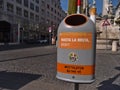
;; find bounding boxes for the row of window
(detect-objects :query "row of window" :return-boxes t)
[7,3,61,20]
[7,3,63,21]
[19,9,39,21]
[16,0,39,12]
[7,3,39,21]
[46,11,63,21]
[23,10,39,21]
[0,0,3,9]
[6,1,65,23]
[7,2,39,13]
[16,0,39,5]
[47,4,64,18]
[7,3,62,20]
[47,3,61,10]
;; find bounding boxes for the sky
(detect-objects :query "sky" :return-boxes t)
[60,0,119,14]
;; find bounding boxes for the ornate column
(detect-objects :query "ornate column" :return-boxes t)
[102,0,109,16]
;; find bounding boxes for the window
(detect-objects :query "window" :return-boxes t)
[30,2,34,10]
[51,13,53,19]
[0,0,3,9]
[30,12,34,20]
[41,17,45,22]
[35,15,39,21]
[16,0,22,4]
[24,10,28,18]
[41,9,44,13]
[35,6,39,12]
[7,2,14,12]
[55,3,56,7]
[16,6,22,16]
[51,7,53,11]
[24,0,28,7]
[47,11,49,17]
[54,10,56,14]
[46,19,49,24]
[58,12,59,16]
[35,0,39,4]
[41,0,44,3]
[54,16,56,20]
[47,4,49,9]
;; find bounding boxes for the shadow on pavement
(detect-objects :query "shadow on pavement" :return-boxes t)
[0,71,42,90]
[97,67,120,90]
[115,67,120,71]
[0,52,56,62]
[0,44,49,51]
[96,50,120,55]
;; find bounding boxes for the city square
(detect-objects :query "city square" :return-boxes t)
[0,45,120,90]
[0,0,120,90]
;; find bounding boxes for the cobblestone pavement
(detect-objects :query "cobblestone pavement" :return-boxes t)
[0,45,120,90]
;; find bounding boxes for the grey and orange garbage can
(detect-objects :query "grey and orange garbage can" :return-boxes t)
[56,14,96,83]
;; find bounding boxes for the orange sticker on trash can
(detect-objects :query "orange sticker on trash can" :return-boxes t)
[59,32,92,49]
[57,62,95,75]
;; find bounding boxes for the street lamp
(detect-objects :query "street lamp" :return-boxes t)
[46,21,52,45]
[48,26,52,45]
[52,24,55,37]
[51,24,56,45]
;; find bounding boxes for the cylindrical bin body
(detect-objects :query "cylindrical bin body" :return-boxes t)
[56,14,96,83]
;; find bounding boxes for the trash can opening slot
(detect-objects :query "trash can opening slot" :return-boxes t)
[65,14,87,26]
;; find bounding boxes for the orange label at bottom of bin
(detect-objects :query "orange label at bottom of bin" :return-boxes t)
[57,62,95,75]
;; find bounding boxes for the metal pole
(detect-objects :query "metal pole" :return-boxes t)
[49,27,51,45]
[49,32,51,45]
[18,24,20,44]
[106,26,107,50]
[22,30,24,43]
[74,83,79,90]
[85,0,88,16]
[77,0,81,14]
[53,25,55,37]
[118,24,120,46]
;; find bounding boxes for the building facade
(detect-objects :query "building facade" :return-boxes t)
[0,0,66,43]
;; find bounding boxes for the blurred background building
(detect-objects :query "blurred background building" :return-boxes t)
[0,0,66,43]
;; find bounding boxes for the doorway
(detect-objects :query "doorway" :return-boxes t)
[0,21,11,42]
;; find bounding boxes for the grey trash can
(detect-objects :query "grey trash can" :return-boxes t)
[56,14,96,83]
